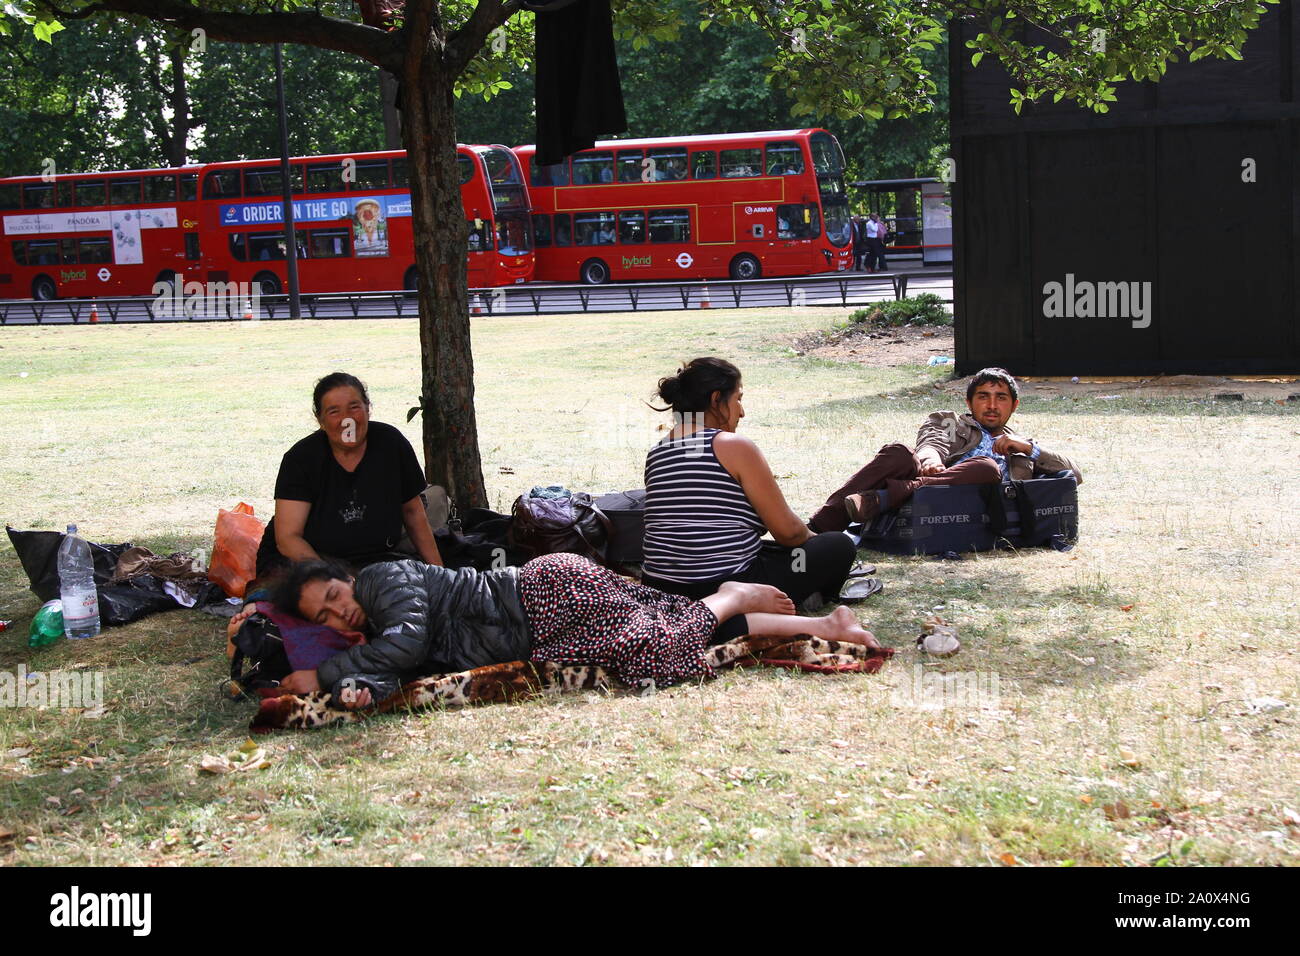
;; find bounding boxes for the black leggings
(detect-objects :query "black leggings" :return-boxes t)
[642,532,856,644]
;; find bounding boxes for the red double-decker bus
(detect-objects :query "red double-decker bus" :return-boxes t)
[0,166,203,300]
[197,144,533,295]
[515,129,853,284]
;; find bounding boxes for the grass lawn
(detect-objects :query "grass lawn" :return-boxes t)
[0,308,1297,866]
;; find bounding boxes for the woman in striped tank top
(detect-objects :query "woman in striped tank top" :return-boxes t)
[642,358,856,642]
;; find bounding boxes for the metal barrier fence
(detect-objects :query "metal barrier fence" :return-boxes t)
[0,269,952,325]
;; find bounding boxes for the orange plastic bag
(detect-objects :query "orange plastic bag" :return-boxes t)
[208,502,266,598]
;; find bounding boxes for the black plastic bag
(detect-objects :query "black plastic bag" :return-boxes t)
[5,526,182,626]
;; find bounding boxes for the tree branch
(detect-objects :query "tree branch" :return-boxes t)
[444,0,519,78]
[31,0,405,71]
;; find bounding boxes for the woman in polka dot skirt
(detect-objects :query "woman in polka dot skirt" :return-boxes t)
[271,552,880,703]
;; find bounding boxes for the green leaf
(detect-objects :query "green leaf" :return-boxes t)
[32,19,65,43]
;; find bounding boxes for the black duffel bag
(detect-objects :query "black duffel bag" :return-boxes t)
[594,489,646,563]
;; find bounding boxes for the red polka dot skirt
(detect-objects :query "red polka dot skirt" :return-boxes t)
[519,552,717,687]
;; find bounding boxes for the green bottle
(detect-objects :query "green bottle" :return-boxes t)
[28,600,64,648]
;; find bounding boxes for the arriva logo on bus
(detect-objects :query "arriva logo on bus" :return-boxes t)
[151,279,261,320]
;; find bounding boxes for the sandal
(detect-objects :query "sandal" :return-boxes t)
[838,576,883,603]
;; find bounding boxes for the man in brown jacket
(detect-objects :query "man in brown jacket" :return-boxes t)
[808,368,1083,533]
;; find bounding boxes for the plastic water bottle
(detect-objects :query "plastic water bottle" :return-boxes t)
[58,524,100,639]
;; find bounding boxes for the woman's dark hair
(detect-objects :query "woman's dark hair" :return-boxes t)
[652,357,742,414]
[966,367,1020,402]
[270,559,354,619]
[312,372,371,417]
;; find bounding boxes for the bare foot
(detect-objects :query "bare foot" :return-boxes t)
[717,580,796,615]
[821,605,883,650]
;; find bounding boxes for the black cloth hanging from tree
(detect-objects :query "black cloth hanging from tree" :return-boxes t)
[520,0,628,165]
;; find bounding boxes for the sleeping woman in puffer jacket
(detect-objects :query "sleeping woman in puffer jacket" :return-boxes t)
[266,551,880,708]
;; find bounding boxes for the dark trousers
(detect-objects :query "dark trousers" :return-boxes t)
[807,443,1003,534]
[868,237,888,271]
[643,532,856,644]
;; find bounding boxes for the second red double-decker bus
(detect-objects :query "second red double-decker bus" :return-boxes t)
[198,144,533,295]
[515,128,853,284]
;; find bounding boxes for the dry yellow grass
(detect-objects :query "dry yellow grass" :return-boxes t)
[0,309,1297,866]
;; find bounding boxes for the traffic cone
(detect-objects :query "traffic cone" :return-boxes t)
[471,293,484,315]
[89,304,99,324]
[699,283,712,309]
[243,298,254,321]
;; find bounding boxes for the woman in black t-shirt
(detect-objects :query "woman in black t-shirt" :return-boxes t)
[255,372,442,576]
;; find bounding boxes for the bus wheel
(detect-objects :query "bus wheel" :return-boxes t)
[253,272,281,297]
[155,271,178,294]
[580,258,610,285]
[404,267,420,292]
[31,275,57,301]
[729,254,761,281]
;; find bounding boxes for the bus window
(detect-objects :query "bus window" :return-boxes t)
[809,130,846,175]
[308,228,351,258]
[28,240,58,265]
[617,150,643,183]
[184,233,200,260]
[391,158,408,187]
[348,160,387,191]
[110,179,141,205]
[0,183,19,210]
[618,211,645,244]
[60,238,77,263]
[530,160,569,187]
[228,233,247,262]
[766,142,805,175]
[307,163,344,193]
[143,174,177,202]
[496,216,531,255]
[180,173,198,201]
[248,232,287,260]
[11,241,27,265]
[23,183,54,208]
[572,151,613,185]
[467,219,493,252]
[648,147,687,181]
[553,213,572,246]
[78,237,111,264]
[458,155,476,186]
[55,181,74,207]
[532,214,552,248]
[649,209,691,243]
[482,149,522,185]
[245,166,303,196]
[720,148,761,178]
[574,211,615,244]
[691,151,716,179]
[777,203,820,239]
[203,169,241,199]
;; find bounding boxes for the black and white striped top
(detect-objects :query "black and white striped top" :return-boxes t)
[642,427,765,582]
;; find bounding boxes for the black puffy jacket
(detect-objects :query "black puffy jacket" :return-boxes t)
[315,560,533,699]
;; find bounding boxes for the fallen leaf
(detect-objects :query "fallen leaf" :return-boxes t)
[999,852,1019,866]
[199,755,233,774]
[1281,807,1300,827]
[1078,794,1094,805]
[0,827,15,841]
[1118,749,1142,769]
[4,748,32,759]
[1120,605,1134,612]
[1103,801,1131,821]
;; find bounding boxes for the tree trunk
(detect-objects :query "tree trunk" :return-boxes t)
[401,44,488,510]
[168,43,190,167]
[379,66,402,149]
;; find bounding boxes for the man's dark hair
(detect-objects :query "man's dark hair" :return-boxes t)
[966,367,1020,402]
[312,372,371,417]
[270,559,353,619]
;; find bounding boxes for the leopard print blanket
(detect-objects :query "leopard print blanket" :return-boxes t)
[250,634,893,732]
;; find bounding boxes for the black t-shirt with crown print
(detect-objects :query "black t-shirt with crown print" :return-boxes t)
[256,420,426,573]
